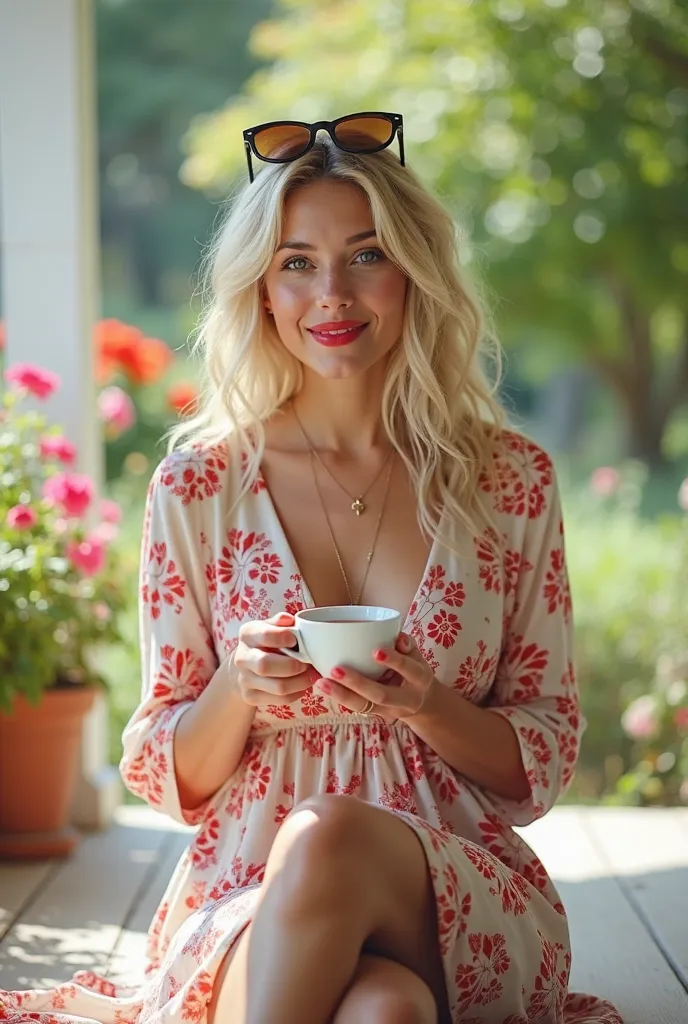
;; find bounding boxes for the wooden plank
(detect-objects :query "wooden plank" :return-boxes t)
[0,861,55,944]
[0,812,170,990]
[583,807,688,993]
[519,807,688,1024]
[106,829,190,986]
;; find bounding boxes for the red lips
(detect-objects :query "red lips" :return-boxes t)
[308,320,367,331]
[306,320,369,348]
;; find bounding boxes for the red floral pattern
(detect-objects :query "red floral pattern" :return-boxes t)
[0,435,621,1024]
[159,445,228,504]
[142,541,186,619]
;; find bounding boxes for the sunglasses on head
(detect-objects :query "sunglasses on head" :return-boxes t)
[242,111,405,183]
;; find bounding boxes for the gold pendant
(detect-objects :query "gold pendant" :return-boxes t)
[351,497,365,516]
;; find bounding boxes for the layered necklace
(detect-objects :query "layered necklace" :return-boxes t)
[292,404,395,605]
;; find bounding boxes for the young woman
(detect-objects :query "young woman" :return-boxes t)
[1,113,622,1023]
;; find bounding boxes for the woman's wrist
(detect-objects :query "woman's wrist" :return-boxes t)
[399,676,443,723]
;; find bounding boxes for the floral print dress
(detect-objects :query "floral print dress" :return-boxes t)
[1,431,622,1024]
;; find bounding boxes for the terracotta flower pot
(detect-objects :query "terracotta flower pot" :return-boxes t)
[0,685,96,859]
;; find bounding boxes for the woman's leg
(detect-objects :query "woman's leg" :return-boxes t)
[331,954,437,1024]
[208,795,449,1024]
[208,940,438,1024]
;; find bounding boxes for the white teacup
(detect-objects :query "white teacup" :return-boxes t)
[279,606,401,680]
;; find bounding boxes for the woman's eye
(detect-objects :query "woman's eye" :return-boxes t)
[282,256,311,271]
[355,249,384,265]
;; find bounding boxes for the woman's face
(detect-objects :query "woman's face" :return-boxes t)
[262,179,407,380]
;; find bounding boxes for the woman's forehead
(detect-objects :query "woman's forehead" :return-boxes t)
[281,180,374,242]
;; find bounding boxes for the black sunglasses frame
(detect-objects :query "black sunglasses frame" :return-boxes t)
[242,111,405,183]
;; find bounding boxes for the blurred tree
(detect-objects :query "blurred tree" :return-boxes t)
[96,0,273,307]
[181,0,687,466]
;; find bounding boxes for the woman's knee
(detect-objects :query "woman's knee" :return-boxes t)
[333,955,437,1024]
[265,795,372,915]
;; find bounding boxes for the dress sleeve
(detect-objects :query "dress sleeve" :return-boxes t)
[486,460,584,826]
[119,454,219,825]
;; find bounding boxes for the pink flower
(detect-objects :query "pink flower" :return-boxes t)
[43,472,94,518]
[621,695,659,740]
[98,386,135,437]
[4,363,61,400]
[678,478,688,513]
[99,498,122,524]
[6,504,38,530]
[92,521,119,544]
[39,435,77,465]
[590,466,621,497]
[67,535,107,577]
[93,601,112,622]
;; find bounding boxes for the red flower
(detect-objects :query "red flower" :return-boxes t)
[4,362,60,399]
[674,707,688,732]
[95,318,173,386]
[67,535,107,577]
[39,435,77,464]
[43,471,94,518]
[167,381,200,416]
[427,608,462,648]
[300,691,328,717]
[6,504,38,530]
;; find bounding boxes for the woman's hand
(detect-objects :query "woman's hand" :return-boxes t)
[315,631,437,722]
[233,612,318,707]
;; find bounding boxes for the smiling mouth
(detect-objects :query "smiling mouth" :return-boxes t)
[307,324,369,347]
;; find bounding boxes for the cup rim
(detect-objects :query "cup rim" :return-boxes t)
[296,605,400,623]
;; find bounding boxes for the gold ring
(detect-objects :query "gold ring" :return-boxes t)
[360,699,375,715]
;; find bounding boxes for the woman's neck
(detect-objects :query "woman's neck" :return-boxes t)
[290,371,390,456]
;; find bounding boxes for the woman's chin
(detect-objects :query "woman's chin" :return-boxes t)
[301,346,391,382]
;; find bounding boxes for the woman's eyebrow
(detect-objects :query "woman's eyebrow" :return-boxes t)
[276,230,377,253]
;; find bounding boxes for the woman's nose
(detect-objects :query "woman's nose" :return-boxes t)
[315,267,354,310]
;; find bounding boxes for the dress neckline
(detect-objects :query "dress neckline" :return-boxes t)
[255,465,435,630]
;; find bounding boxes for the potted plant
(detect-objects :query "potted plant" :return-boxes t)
[0,363,129,859]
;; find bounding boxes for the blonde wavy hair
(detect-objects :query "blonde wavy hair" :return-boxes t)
[167,139,507,549]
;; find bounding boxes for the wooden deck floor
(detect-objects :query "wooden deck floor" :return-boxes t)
[1,805,688,1022]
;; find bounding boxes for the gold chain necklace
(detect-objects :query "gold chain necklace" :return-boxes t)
[309,449,394,605]
[292,403,394,516]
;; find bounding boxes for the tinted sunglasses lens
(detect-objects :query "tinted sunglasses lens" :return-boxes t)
[253,124,311,160]
[334,115,394,151]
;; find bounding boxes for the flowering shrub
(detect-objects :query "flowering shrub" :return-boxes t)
[0,363,129,711]
[1,318,200,479]
[567,462,688,806]
[614,502,688,804]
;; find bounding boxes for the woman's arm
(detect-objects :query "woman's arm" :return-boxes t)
[173,656,256,812]
[406,450,581,822]
[322,443,582,824]
[121,450,254,824]
[402,683,530,802]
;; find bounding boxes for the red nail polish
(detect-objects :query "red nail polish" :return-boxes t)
[330,667,344,680]
[319,680,332,694]
[375,649,388,662]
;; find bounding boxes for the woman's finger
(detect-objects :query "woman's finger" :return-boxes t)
[313,679,371,713]
[373,638,428,683]
[318,668,403,709]
[244,646,313,679]
[243,686,312,707]
[239,614,298,651]
[239,664,316,696]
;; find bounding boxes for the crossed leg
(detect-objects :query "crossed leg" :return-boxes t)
[207,795,450,1024]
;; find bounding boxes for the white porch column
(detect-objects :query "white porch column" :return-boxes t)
[0,0,121,828]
